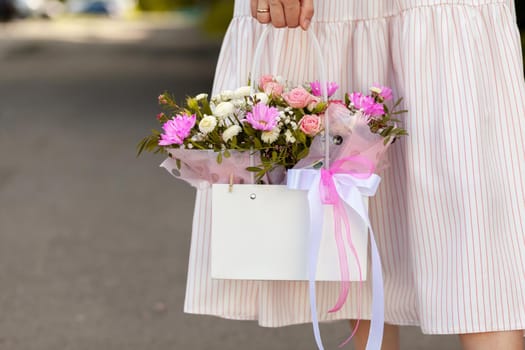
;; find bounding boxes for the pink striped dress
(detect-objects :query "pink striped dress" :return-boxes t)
[183,0,525,334]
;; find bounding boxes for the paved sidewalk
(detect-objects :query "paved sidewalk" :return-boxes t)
[0,18,476,350]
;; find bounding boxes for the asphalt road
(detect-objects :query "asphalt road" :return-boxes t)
[0,18,475,350]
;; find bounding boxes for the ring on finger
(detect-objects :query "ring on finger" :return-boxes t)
[256,8,270,13]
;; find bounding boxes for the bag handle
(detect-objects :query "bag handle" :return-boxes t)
[249,25,331,169]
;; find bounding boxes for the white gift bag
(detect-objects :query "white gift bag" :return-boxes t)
[210,184,368,281]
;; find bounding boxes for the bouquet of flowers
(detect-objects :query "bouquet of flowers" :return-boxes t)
[137,75,407,184]
[137,74,408,350]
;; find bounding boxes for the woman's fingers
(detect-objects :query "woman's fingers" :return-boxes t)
[252,0,309,29]
[256,0,271,24]
[300,0,314,30]
[269,0,286,28]
[282,0,300,28]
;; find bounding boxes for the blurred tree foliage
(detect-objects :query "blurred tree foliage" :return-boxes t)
[138,0,198,11]
[200,0,234,36]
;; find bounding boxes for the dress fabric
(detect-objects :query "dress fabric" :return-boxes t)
[183,0,525,334]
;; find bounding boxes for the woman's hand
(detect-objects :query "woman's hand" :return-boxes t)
[250,0,314,30]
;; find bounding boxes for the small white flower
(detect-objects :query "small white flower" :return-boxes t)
[213,101,235,119]
[199,115,218,134]
[290,121,298,130]
[191,133,205,142]
[261,127,281,144]
[369,86,382,94]
[220,90,235,101]
[285,130,296,144]
[234,86,252,99]
[231,98,246,108]
[222,125,242,142]
[195,93,208,101]
[254,92,269,105]
[187,143,194,149]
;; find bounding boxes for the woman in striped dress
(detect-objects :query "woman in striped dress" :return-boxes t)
[183,0,525,349]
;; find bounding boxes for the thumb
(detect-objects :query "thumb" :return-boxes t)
[300,0,314,30]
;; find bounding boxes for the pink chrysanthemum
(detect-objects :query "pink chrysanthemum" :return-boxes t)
[158,113,196,146]
[348,92,385,117]
[310,81,339,97]
[245,103,279,131]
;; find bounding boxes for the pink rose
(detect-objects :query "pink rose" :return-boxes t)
[259,75,274,90]
[299,114,322,136]
[283,87,317,109]
[264,81,284,97]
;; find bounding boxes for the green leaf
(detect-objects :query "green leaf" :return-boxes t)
[216,152,223,164]
[295,131,307,144]
[223,149,231,158]
[392,97,403,109]
[392,109,408,115]
[296,147,309,160]
[246,166,263,172]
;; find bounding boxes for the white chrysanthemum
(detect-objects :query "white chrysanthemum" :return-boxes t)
[222,125,242,142]
[220,90,235,101]
[195,93,208,101]
[369,86,382,94]
[285,130,296,144]
[254,92,269,105]
[213,101,235,119]
[198,115,217,134]
[261,127,281,144]
[231,98,246,108]
[234,86,251,99]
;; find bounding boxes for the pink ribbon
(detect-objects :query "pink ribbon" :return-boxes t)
[319,155,375,346]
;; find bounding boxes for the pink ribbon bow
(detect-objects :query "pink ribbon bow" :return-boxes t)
[319,155,375,346]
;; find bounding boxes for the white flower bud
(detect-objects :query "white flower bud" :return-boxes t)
[220,90,235,101]
[285,130,296,144]
[195,93,208,101]
[234,86,252,99]
[254,92,269,105]
[213,101,235,119]
[222,125,242,142]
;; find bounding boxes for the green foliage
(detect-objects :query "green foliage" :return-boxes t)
[138,0,198,11]
[200,0,234,36]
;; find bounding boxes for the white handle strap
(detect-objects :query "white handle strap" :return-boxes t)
[249,25,331,169]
